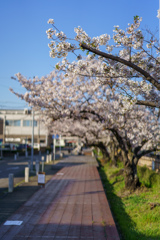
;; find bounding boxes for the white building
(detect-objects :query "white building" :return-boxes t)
[0,109,51,148]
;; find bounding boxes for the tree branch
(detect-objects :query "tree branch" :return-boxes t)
[137,148,157,160]
[136,100,160,108]
[107,128,127,153]
[80,43,160,91]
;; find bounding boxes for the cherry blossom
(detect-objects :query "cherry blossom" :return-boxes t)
[46,16,160,108]
[157,9,160,19]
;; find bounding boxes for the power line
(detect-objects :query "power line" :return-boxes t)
[0,103,28,109]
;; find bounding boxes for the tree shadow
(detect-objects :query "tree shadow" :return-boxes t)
[0,222,117,240]
[0,176,119,240]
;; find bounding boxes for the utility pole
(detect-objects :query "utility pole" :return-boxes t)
[59,135,61,154]
[31,109,34,171]
[3,115,6,144]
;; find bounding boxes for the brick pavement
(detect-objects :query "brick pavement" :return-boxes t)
[0,155,120,240]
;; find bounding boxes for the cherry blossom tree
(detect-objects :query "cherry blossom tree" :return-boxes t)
[10,68,160,190]
[106,106,159,189]
[47,116,111,160]
[46,16,160,109]
[45,95,160,190]
[10,15,160,190]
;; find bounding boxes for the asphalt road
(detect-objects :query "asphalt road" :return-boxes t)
[0,156,39,192]
[0,150,69,196]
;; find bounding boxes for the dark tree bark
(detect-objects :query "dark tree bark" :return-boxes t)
[110,141,117,167]
[122,151,140,190]
[93,142,110,161]
[108,129,141,190]
[122,146,157,190]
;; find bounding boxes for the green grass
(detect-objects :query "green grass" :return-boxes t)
[99,162,160,240]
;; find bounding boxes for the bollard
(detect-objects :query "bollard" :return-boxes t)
[25,167,29,182]
[46,155,49,163]
[8,174,14,192]
[46,154,51,163]
[36,160,40,176]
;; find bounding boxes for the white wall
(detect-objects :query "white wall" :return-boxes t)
[0,110,48,143]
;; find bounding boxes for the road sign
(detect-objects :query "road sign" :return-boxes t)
[52,134,59,139]
[38,172,45,186]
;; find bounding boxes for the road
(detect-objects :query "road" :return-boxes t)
[0,156,39,193]
[0,150,69,195]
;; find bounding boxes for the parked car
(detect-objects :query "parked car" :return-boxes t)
[16,144,31,151]
[1,144,11,151]
[0,143,17,151]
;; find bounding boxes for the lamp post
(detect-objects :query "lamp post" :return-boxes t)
[59,135,61,154]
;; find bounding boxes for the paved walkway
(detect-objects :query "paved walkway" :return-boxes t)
[0,160,59,225]
[0,155,120,240]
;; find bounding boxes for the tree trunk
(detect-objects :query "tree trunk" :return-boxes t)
[110,142,117,167]
[91,142,110,162]
[98,142,110,162]
[122,151,140,191]
[107,128,140,191]
[124,162,140,191]
[117,148,123,162]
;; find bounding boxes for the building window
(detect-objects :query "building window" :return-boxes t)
[23,120,37,127]
[6,120,21,126]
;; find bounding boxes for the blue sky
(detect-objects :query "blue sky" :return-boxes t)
[0,0,159,109]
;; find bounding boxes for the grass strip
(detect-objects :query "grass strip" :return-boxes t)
[99,162,160,240]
